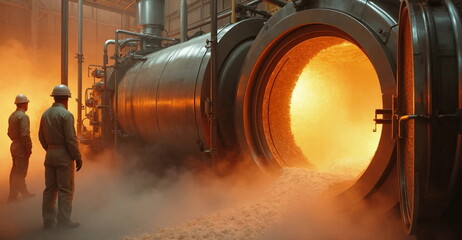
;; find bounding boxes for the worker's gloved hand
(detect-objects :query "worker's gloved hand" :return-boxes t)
[75,159,83,172]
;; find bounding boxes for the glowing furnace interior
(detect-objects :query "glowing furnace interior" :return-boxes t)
[262,36,382,181]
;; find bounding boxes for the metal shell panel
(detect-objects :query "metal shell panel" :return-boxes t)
[136,0,165,27]
[396,0,462,234]
[117,18,264,159]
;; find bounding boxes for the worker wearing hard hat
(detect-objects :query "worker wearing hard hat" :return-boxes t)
[7,94,35,203]
[39,84,82,229]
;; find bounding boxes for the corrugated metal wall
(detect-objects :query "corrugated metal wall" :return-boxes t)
[0,0,134,68]
[165,0,232,38]
[0,1,31,44]
[0,0,271,70]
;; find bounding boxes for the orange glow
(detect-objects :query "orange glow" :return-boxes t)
[0,40,82,185]
[290,38,382,178]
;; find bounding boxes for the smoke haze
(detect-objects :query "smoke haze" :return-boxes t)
[0,149,274,240]
[0,37,410,240]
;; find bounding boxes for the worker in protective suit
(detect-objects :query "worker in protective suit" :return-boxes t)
[39,84,82,229]
[7,94,34,203]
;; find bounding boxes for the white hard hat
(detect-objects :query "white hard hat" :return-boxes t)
[14,94,30,104]
[51,84,71,97]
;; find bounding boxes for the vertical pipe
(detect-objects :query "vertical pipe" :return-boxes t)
[102,39,115,144]
[180,0,188,42]
[61,0,68,85]
[231,0,236,23]
[114,31,120,151]
[103,40,115,87]
[77,0,83,135]
[208,0,218,153]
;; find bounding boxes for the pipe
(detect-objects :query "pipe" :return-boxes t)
[102,39,115,147]
[205,0,218,153]
[119,38,141,49]
[103,40,115,88]
[77,0,83,135]
[262,0,287,7]
[398,115,425,139]
[136,0,165,50]
[231,0,237,23]
[124,0,136,11]
[245,0,262,5]
[114,32,120,151]
[116,29,177,42]
[61,0,68,85]
[103,38,143,87]
[136,0,164,35]
[180,0,188,42]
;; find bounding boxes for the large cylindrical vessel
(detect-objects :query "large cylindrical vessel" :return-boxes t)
[106,0,462,237]
[117,18,265,160]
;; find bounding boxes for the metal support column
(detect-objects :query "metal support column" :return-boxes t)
[206,0,218,153]
[61,0,68,85]
[181,0,188,42]
[77,0,84,134]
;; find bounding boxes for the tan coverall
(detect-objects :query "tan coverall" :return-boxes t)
[7,108,33,200]
[39,103,82,226]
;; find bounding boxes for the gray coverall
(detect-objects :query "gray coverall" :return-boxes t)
[7,109,33,200]
[39,103,82,225]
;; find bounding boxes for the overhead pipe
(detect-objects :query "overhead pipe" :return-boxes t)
[180,0,188,42]
[103,38,142,87]
[245,0,262,5]
[77,0,83,135]
[103,40,115,88]
[61,0,68,85]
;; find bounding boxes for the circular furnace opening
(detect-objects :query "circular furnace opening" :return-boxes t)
[236,9,397,206]
[262,36,382,183]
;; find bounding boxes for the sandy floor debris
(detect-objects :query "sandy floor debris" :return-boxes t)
[124,168,348,240]
[1,162,407,240]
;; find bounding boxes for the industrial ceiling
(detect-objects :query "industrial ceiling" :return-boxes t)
[70,0,136,15]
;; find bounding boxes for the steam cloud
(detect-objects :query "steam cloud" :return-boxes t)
[0,40,409,240]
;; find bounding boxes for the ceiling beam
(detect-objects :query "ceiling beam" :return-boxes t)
[68,0,136,16]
